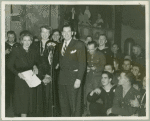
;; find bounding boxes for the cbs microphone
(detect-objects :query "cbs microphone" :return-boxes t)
[47,42,56,54]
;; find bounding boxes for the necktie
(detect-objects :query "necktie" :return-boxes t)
[62,41,67,56]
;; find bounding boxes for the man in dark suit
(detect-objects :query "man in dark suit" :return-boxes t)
[58,25,86,116]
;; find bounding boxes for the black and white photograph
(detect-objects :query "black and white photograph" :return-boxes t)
[1,1,149,120]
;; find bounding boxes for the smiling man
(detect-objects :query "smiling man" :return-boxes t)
[87,71,117,116]
[58,24,86,117]
[107,71,141,116]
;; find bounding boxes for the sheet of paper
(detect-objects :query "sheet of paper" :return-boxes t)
[21,70,41,88]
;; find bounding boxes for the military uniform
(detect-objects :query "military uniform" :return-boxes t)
[111,86,141,116]
[132,53,145,72]
[84,49,106,105]
[98,47,113,64]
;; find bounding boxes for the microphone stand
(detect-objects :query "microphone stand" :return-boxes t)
[48,48,55,117]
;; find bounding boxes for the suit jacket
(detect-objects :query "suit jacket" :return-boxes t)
[58,39,86,85]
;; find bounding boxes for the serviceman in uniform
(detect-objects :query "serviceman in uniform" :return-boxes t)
[84,41,106,115]
[107,70,141,116]
[132,44,145,74]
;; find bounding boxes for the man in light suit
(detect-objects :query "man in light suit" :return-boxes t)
[58,25,86,116]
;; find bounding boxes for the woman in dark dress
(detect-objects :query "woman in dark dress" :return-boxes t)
[31,26,59,117]
[87,71,117,116]
[8,31,39,117]
[5,31,20,110]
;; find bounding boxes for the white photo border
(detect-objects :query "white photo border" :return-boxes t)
[1,1,149,120]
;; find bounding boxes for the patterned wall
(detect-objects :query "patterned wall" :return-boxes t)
[51,5,59,29]
[26,5,50,39]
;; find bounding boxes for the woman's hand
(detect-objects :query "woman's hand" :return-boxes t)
[5,49,10,55]
[18,73,25,80]
[42,75,52,85]
[33,65,38,75]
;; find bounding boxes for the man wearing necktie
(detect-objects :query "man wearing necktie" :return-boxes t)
[58,25,86,116]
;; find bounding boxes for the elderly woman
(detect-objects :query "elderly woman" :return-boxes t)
[8,31,39,117]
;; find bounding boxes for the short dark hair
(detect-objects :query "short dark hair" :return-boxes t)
[20,31,33,44]
[121,70,136,85]
[86,36,93,40]
[112,43,119,48]
[20,30,30,36]
[40,25,52,33]
[132,63,141,72]
[104,63,115,71]
[123,59,132,65]
[7,30,17,42]
[87,41,98,48]
[102,71,113,80]
[133,44,142,52]
[99,34,107,39]
[62,24,72,31]
[52,29,61,36]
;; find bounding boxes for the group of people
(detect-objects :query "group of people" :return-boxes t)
[5,24,146,117]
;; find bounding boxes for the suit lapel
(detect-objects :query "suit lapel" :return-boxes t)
[65,39,75,55]
[60,39,76,57]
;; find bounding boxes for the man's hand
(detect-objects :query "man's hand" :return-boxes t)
[18,73,25,80]
[33,65,38,75]
[93,88,101,94]
[107,108,112,115]
[130,96,140,108]
[74,79,81,89]
[42,75,52,85]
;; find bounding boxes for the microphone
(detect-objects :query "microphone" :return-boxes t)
[47,42,56,54]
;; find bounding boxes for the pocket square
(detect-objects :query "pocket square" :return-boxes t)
[70,50,77,54]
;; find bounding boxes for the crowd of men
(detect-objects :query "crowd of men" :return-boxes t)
[5,24,146,117]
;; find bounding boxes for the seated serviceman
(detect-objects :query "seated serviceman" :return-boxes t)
[87,71,117,116]
[131,63,143,91]
[104,63,119,85]
[107,71,141,116]
[84,41,106,115]
[130,75,146,116]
